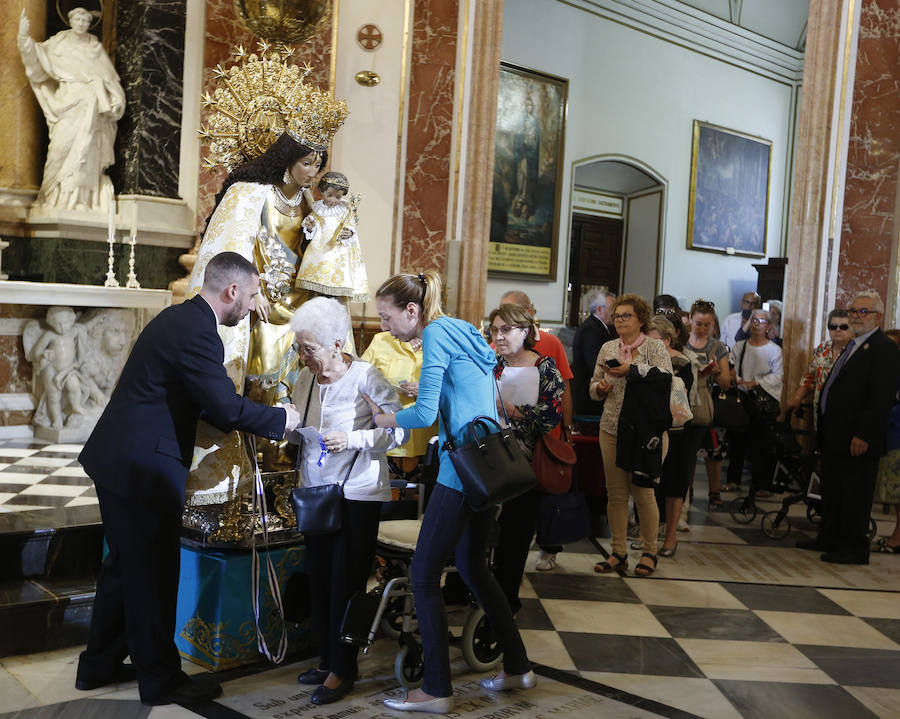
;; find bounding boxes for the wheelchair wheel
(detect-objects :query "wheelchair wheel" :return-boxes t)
[866,518,878,542]
[395,642,424,689]
[806,503,822,526]
[761,511,791,540]
[379,595,405,639]
[461,606,503,673]
[730,496,757,524]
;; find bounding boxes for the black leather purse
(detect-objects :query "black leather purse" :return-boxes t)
[440,380,537,512]
[713,387,750,429]
[289,378,360,534]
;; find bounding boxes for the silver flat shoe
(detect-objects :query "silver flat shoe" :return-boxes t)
[659,543,677,558]
[480,670,537,691]
[383,695,453,713]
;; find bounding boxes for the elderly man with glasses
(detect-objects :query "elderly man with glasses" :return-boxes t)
[720,292,761,348]
[797,291,900,564]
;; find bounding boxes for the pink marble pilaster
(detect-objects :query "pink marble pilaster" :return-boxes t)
[454,1,504,326]
[837,0,900,309]
[782,0,844,400]
[400,0,459,274]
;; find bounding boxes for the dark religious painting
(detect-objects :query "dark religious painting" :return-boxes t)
[687,121,772,257]
[488,63,567,280]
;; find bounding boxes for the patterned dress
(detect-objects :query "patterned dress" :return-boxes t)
[494,354,564,460]
[798,340,841,428]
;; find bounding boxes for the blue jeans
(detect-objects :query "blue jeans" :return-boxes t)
[410,482,531,697]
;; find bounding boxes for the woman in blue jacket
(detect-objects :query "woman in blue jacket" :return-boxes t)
[366,270,535,714]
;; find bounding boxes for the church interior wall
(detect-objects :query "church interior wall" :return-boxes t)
[486,0,800,323]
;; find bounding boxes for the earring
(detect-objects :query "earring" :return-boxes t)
[282,169,291,184]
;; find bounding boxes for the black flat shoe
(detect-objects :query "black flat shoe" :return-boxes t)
[75,663,137,690]
[820,551,869,565]
[796,538,824,551]
[144,674,222,706]
[310,679,354,705]
[297,667,330,685]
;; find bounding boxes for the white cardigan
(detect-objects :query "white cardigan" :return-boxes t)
[287,360,407,502]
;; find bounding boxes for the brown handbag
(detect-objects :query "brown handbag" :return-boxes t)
[531,426,577,494]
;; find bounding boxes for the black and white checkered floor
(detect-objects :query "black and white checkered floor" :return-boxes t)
[0,440,95,515]
[1,440,899,718]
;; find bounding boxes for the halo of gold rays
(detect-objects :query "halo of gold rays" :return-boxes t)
[200,42,348,172]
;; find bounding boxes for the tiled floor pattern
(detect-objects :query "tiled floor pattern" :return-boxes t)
[0,440,95,514]
[1,451,899,718]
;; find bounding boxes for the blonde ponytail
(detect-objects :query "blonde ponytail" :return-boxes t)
[376,270,445,325]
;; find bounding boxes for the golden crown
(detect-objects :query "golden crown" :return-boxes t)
[200,42,349,171]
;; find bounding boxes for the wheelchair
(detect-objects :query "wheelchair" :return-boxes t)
[729,409,878,541]
[338,517,504,688]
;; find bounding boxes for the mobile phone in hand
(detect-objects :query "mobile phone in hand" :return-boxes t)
[699,359,715,377]
[605,358,621,368]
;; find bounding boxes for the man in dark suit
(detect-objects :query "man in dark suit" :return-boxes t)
[572,288,616,417]
[75,252,301,705]
[801,290,900,564]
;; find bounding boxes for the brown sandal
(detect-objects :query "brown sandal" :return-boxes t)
[634,553,658,577]
[594,552,628,573]
[708,492,723,508]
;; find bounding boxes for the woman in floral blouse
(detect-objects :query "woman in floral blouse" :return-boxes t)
[489,303,564,613]
[784,309,852,426]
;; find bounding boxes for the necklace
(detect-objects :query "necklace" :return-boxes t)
[274,184,303,207]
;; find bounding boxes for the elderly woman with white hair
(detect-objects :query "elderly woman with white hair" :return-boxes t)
[286,297,407,706]
[729,308,783,495]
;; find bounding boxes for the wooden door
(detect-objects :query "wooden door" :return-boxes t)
[567,214,623,326]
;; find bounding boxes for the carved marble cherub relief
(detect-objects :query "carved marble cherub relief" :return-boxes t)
[24,307,135,432]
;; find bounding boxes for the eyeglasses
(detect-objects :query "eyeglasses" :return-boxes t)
[292,341,322,356]
[655,307,678,316]
[613,312,635,322]
[489,324,525,336]
[847,308,881,317]
[750,318,768,324]
[828,323,850,331]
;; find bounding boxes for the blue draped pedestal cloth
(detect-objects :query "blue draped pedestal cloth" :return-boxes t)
[175,543,314,671]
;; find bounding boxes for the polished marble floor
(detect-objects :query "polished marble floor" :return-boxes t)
[2,469,899,719]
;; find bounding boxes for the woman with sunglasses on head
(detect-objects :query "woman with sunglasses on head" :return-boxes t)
[729,309,784,496]
[590,294,673,578]
[682,300,731,505]
[783,310,852,429]
[364,272,535,714]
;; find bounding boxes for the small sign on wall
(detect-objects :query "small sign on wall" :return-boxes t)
[572,188,623,217]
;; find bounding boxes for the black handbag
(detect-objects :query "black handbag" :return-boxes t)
[289,378,360,534]
[747,386,780,421]
[440,382,536,511]
[713,387,750,429]
[537,480,591,546]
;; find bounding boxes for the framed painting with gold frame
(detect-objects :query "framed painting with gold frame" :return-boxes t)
[686,121,771,258]
[488,63,568,280]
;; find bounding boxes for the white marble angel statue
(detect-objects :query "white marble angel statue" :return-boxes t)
[24,307,135,434]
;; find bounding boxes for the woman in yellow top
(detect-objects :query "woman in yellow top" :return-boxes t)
[361,331,438,472]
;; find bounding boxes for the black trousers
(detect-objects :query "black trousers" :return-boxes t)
[820,451,879,559]
[304,499,381,678]
[78,485,185,703]
[493,488,541,614]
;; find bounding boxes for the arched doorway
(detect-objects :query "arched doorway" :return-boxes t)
[566,157,666,325]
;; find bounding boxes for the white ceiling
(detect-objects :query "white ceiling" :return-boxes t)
[574,161,660,195]
[676,0,809,50]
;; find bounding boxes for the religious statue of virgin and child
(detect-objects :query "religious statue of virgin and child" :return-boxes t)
[183,46,369,520]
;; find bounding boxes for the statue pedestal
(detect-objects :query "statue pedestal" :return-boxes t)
[25,196,196,248]
[175,543,314,671]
